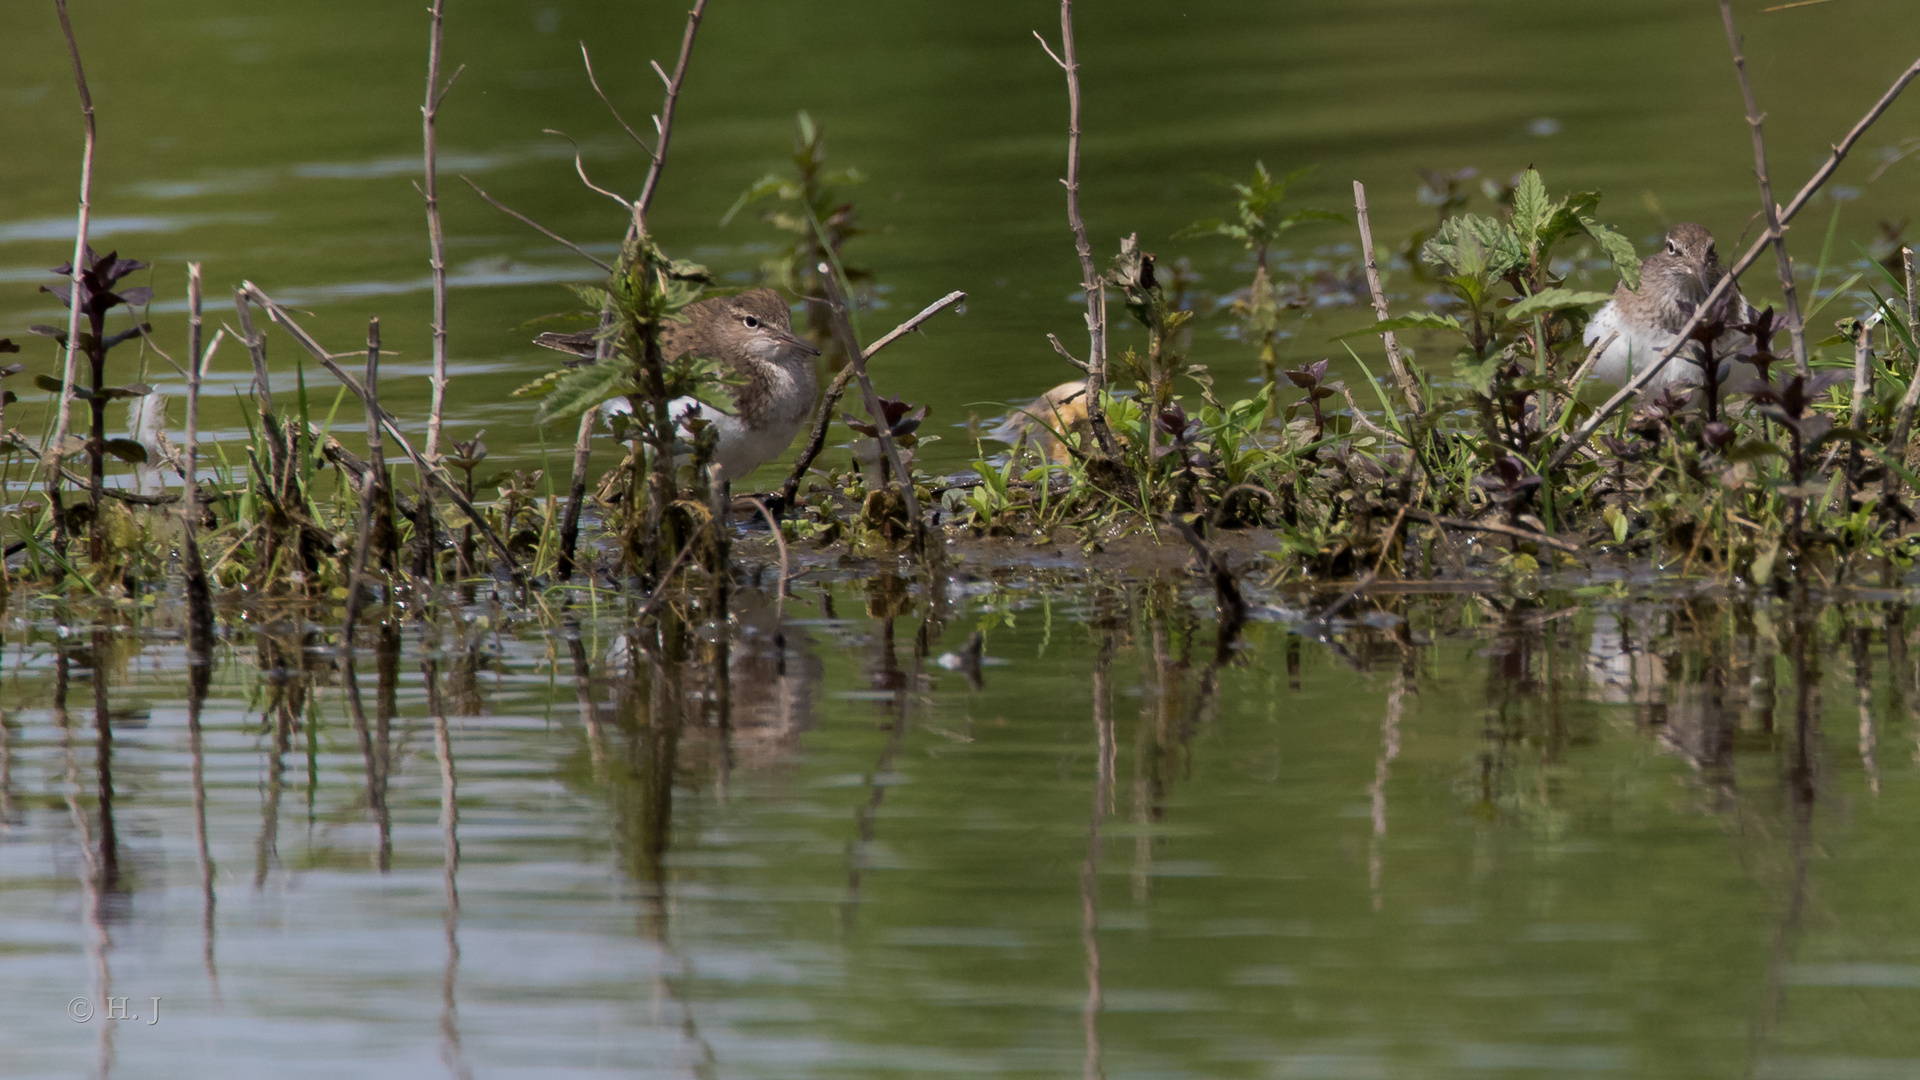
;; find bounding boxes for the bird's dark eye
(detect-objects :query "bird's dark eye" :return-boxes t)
[742,315,760,329]
[1667,241,1680,256]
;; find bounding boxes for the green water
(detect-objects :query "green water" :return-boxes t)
[1,0,1917,486]
[3,581,1919,1078]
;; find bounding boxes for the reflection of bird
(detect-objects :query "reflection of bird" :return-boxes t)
[537,288,820,482]
[1583,223,1755,392]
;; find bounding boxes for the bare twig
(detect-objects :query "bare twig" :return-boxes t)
[818,266,919,528]
[1046,333,1090,370]
[1547,54,1920,474]
[183,266,213,650]
[47,0,95,475]
[345,318,382,647]
[1353,181,1422,415]
[545,128,639,219]
[589,0,711,365]
[239,283,520,574]
[556,409,595,581]
[1719,0,1810,375]
[461,176,611,271]
[580,43,656,162]
[1403,508,1581,554]
[423,0,454,460]
[778,290,966,510]
[634,0,710,231]
[1037,2,1119,459]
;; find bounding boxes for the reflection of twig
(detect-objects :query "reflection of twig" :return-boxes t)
[428,663,475,1080]
[1082,630,1114,1080]
[57,650,116,1076]
[843,614,912,929]
[187,656,221,1001]
[1368,672,1407,911]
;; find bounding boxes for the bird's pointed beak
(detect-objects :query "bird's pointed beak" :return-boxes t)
[782,330,821,358]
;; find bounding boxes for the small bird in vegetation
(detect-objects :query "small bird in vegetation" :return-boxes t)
[989,380,1093,464]
[539,288,820,482]
[1583,222,1754,391]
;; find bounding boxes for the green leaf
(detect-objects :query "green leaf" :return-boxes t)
[1331,312,1462,340]
[1510,169,1552,241]
[1502,288,1615,322]
[511,366,573,399]
[720,172,791,227]
[1420,214,1527,280]
[34,374,66,395]
[1580,217,1641,290]
[532,360,637,424]
[103,438,148,464]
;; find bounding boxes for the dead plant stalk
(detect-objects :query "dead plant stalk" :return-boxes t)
[1035,0,1120,459]
[421,0,463,460]
[1719,0,1810,374]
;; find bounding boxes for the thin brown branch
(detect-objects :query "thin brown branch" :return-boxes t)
[1403,509,1581,554]
[778,290,966,509]
[47,0,95,481]
[556,409,595,582]
[239,283,521,576]
[1719,0,1810,374]
[423,0,452,460]
[1353,181,1422,415]
[544,128,640,220]
[460,176,611,271]
[580,42,657,162]
[1046,333,1090,370]
[818,267,919,528]
[634,0,710,232]
[1548,53,1920,474]
[1041,1,1119,460]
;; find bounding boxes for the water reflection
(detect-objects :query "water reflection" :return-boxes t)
[9,583,1920,1076]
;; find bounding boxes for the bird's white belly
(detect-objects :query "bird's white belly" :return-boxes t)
[1584,302,1691,390]
[1581,300,1754,392]
[667,393,810,483]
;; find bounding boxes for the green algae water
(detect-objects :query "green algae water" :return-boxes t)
[4,579,1920,1078]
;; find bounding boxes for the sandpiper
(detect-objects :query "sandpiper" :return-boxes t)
[1583,222,1754,391]
[540,288,820,482]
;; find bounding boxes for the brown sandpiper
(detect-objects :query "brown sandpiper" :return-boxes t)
[538,287,821,482]
[1583,222,1755,391]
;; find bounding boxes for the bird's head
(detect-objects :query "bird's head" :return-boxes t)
[711,288,820,366]
[1650,222,1723,301]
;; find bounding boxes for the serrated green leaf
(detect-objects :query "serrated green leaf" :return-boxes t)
[532,360,637,424]
[1503,288,1615,321]
[511,367,573,399]
[1420,213,1527,280]
[1510,169,1552,240]
[1331,312,1462,340]
[1581,217,1642,290]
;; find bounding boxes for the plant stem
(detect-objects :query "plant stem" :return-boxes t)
[1719,0,1810,375]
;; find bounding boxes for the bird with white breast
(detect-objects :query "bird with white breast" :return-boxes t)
[1583,222,1754,392]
